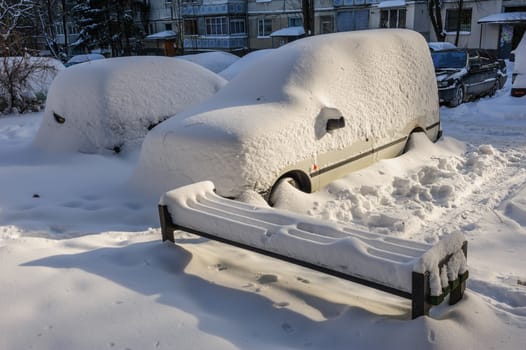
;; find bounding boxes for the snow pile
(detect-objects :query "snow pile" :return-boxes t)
[177,51,239,73]
[297,134,509,239]
[219,49,273,80]
[133,29,438,198]
[33,56,226,154]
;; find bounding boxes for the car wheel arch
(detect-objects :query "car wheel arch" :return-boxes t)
[267,170,312,206]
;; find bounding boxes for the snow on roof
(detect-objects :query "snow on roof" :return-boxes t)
[144,30,178,40]
[478,12,526,24]
[270,26,305,37]
[176,51,239,73]
[377,0,406,8]
[33,56,226,154]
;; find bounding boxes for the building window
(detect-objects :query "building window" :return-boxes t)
[288,16,302,27]
[230,18,246,35]
[206,17,228,35]
[320,15,334,34]
[380,8,406,28]
[184,19,198,35]
[445,8,472,32]
[258,18,272,37]
[165,23,172,31]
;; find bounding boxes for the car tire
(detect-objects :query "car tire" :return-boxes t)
[449,84,464,107]
[268,176,301,206]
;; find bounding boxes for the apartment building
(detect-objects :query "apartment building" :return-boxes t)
[143,0,526,56]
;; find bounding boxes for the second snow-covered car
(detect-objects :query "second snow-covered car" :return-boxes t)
[432,49,501,107]
[133,29,441,202]
[511,33,526,97]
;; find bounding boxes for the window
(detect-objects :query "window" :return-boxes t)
[184,19,197,35]
[320,15,334,34]
[380,8,406,28]
[445,8,472,32]
[258,18,272,37]
[206,17,228,35]
[165,23,172,31]
[288,16,302,27]
[230,18,246,35]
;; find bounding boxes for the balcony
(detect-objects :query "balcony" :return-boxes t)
[333,0,377,6]
[183,36,247,50]
[181,1,246,17]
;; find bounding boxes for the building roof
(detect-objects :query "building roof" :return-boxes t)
[478,12,526,24]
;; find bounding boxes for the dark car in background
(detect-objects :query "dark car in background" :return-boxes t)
[431,49,502,107]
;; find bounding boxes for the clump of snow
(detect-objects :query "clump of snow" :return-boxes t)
[219,49,274,80]
[176,51,239,73]
[33,56,226,154]
[133,29,439,198]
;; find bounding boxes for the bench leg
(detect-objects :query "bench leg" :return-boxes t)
[450,241,468,305]
[412,271,431,319]
[159,205,176,242]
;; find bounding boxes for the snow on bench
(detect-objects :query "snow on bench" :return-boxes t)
[158,181,468,319]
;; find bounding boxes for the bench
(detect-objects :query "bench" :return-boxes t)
[158,181,469,319]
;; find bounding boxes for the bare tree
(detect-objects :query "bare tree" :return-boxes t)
[1,20,58,114]
[429,0,467,45]
[0,0,35,39]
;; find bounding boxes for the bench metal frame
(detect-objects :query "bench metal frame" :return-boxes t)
[159,204,468,319]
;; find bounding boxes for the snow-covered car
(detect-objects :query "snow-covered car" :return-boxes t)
[511,34,526,97]
[176,51,239,73]
[133,29,441,202]
[33,56,226,154]
[432,49,500,107]
[65,53,105,67]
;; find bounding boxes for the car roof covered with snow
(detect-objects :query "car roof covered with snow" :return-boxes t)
[33,56,226,154]
[176,51,239,73]
[219,49,274,81]
[133,29,439,197]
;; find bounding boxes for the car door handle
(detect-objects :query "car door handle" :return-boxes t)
[326,117,345,132]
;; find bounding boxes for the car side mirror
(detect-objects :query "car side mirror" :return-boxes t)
[326,117,345,132]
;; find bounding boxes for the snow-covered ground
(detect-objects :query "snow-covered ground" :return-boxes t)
[1,61,525,349]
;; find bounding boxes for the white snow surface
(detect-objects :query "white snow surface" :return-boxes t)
[133,29,439,197]
[219,49,274,81]
[1,53,526,349]
[32,56,226,154]
[176,51,240,73]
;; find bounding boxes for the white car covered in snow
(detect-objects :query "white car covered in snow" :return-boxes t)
[33,56,226,154]
[134,29,441,201]
[511,34,526,97]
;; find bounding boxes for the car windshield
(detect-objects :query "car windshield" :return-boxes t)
[431,51,467,70]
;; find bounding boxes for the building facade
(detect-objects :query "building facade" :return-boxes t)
[143,0,526,56]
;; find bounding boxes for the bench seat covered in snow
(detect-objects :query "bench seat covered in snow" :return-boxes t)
[158,181,469,319]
